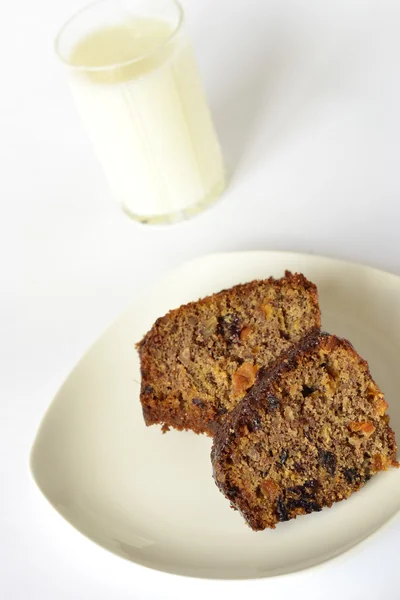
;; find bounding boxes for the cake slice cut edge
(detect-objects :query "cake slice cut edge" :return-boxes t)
[137,271,321,436]
[211,331,399,530]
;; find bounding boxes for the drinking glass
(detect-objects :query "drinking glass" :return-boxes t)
[55,0,225,224]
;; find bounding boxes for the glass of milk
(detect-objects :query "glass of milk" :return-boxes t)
[55,0,225,224]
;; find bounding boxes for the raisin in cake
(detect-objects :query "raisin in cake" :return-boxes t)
[211,331,398,529]
[137,271,320,436]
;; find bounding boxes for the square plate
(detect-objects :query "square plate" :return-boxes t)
[30,251,400,579]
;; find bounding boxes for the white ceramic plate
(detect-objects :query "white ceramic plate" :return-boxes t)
[30,252,400,580]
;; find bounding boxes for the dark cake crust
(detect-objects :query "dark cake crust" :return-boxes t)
[137,272,321,436]
[212,331,399,529]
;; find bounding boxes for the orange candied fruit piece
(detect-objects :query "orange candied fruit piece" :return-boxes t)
[232,362,258,397]
[348,421,376,436]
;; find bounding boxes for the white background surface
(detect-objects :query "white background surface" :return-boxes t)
[3,0,400,598]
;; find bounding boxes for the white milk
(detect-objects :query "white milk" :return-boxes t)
[68,18,225,220]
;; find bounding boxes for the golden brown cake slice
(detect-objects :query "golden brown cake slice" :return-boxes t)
[137,271,320,436]
[211,331,398,530]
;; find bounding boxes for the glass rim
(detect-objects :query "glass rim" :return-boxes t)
[54,0,184,72]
